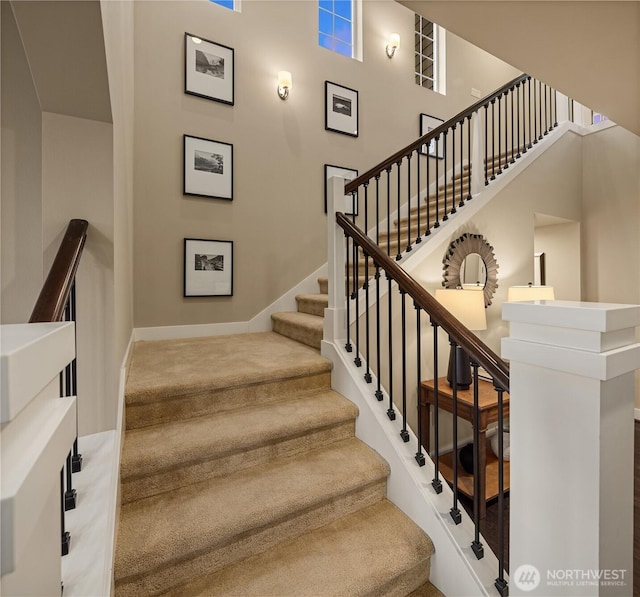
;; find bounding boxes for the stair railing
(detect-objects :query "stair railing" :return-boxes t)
[343,74,560,263]
[29,218,89,558]
[334,210,510,594]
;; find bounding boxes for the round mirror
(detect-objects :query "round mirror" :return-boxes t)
[442,233,498,306]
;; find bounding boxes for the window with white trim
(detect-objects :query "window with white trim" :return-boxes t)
[415,14,444,93]
[209,0,235,11]
[319,0,356,59]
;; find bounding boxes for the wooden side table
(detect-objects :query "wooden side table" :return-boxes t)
[420,377,510,518]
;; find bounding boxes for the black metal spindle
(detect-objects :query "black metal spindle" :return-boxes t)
[521,81,527,155]
[375,175,380,245]
[434,138,440,227]
[516,83,522,158]
[415,305,425,466]
[363,188,371,383]
[345,234,352,353]
[354,239,362,367]
[386,167,392,257]
[387,275,396,420]
[64,452,76,510]
[400,291,409,442]
[450,340,462,524]
[497,94,502,174]
[484,105,489,185]
[510,87,515,164]
[431,319,442,494]
[442,131,449,220]
[70,279,82,473]
[415,151,422,245]
[396,161,402,261]
[533,79,538,144]
[503,92,509,169]
[490,99,496,179]
[374,264,383,401]
[460,119,466,206]
[553,86,558,127]
[405,155,413,252]
[528,77,533,148]
[544,83,549,135]
[494,386,509,596]
[466,116,472,201]
[471,364,484,559]
[61,468,70,556]
[425,149,431,235]
[538,80,544,140]
[451,125,457,215]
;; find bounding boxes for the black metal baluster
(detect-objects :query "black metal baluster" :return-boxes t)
[354,238,362,367]
[363,186,371,383]
[553,86,558,127]
[460,119,466,206]
[386,167,392,257]
[70,281,82,472]
[490,100,496,179]
[503,92,509,169]
[450,125,457,215]
[430,319,442,494]
[494,386,509,596]
[405,155,413,252]
[61,468,70,556]
[466,116,472,201]
[510,87,515,164]
[415,150,422,245]
[400,291,409,442]
[521,81,527,155]
[538,80,544,140]
[516,83,522,158]
[497,94,502,175]
[528,77,533,148]
[345,233,352,353]
[425,149,431,235]
[450,340,462,524]
[434,138,441,227]
[415,305,426,466]
[442,130,449,220]
[471,363,484,559]
[484,105,489,185]
[533,79,538,144]
[396,161,402,261]
[544,83,549,135]
[387,276,396,420]
[375,264,383,401]
[64,452,76,510]
[375,175,380,245]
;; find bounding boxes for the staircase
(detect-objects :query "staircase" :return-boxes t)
[115,327,440,595]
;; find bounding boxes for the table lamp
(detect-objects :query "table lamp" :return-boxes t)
[507,282,555,302]
[434,288,487,389]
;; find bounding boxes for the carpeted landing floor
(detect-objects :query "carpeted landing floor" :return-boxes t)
[115,331,442,596]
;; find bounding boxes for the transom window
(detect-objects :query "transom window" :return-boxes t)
[319,0,353,58]
[209,0,235,11]
[415,14,438,91]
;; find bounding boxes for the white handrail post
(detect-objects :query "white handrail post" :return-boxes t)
[471,109,485,196]
[322,177,348,347]
[503,300,640,596]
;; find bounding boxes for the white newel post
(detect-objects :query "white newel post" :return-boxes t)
[323,176,348,345]
[502,301,640,596]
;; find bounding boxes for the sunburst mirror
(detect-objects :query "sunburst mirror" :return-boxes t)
[442,233,499,306]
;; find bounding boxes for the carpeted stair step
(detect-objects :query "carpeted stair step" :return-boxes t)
[317,276,328,294]
[295,293,329,317]
[124,332,332,429]
[272,311,323,350]
[114,437,390,596]
[171,499,435,597]
[120,389,358,504]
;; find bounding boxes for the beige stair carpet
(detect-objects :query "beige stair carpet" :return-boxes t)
[115,331,438,596]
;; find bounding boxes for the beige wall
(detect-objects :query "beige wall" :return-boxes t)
[1,2,44,324]
[132,0,521,328]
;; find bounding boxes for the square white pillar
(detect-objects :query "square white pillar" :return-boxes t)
[502,301,640,596]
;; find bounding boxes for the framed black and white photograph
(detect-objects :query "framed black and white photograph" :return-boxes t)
[184,238,233,297]
[324,165,359,215]
[419,113,445,158]
[325,81,358,137]
[184,33,234,105]
[184,134,233,200]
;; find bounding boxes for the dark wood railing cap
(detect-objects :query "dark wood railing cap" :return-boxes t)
[29,219,89,323]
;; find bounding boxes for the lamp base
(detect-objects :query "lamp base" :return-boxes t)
[447,344,472,389]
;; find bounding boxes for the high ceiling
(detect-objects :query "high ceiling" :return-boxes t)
[399,1,640,136]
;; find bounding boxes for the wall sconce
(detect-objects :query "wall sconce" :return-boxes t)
[386,33,400,59]
[277,71,292,100]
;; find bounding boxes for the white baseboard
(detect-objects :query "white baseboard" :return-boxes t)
[133,263,328,342]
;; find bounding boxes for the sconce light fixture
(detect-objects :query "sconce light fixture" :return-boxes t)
[386,33,400,58]
[277,71,292,100]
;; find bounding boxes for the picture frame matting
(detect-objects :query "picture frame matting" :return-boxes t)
[183,238,234,297]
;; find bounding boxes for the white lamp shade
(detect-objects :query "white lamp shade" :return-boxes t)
[507,285,555,302]
[434,288,487,331]
[278,71,292,89]
[388,33,400,50]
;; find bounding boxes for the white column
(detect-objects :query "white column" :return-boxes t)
[502,301,640,596]
[323,177,347,345]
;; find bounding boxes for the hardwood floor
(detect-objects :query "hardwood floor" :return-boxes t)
[459,420,639,592]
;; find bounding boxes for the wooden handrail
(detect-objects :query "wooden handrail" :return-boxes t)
[336,212,509,392]
[29,219,89,323]
[345,73,529,195]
